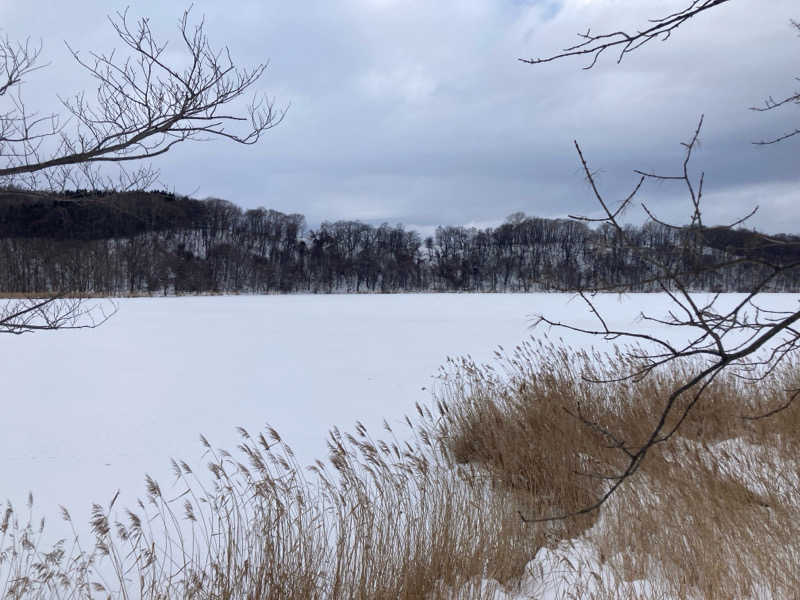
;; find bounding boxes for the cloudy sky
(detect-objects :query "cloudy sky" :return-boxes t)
[2,0,799,232]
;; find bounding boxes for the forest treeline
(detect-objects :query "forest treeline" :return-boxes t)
[0,188,798,295]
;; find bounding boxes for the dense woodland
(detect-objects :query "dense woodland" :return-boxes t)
[0,188,797,295]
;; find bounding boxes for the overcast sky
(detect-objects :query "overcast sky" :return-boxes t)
[2,0,799,233]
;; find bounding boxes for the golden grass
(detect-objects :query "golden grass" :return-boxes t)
[2,340,800,598]
[433,340,800,598]
[0,427,539,598]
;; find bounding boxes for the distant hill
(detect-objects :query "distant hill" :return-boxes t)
[0,189,207,240]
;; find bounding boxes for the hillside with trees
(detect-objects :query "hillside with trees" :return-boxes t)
[0,188,797,296]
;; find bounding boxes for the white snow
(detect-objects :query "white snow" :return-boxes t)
[2,293,551,536]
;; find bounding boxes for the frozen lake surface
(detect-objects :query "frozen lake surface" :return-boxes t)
[2,292,797,541]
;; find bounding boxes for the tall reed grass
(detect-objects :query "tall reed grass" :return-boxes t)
[434,340,800,598]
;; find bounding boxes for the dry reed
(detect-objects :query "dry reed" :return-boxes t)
[433,339,800,598]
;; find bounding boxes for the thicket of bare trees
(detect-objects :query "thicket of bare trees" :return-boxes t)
[0,188,797,296]
[522,1,800,520]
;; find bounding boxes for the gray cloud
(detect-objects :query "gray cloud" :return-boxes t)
[3,0,799,232]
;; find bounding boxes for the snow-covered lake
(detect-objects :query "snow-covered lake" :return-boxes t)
[2,292,797,542]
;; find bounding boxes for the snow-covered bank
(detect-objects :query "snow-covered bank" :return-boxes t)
[2,292,797,546]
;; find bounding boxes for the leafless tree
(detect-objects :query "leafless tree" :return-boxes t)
[525,119,800,521]
[0,295,115,334]
[520,0,731,69]
[0,7,282,191]
[520,2,800,521]
[0,6,282,332]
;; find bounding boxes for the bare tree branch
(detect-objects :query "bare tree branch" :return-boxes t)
[0,36,45,98]
[520,0,732,68]
[750,20,800,145]
[0,7,284,191]
[0,295,116,334]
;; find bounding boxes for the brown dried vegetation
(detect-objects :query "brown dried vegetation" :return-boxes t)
[436,340,800,598]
